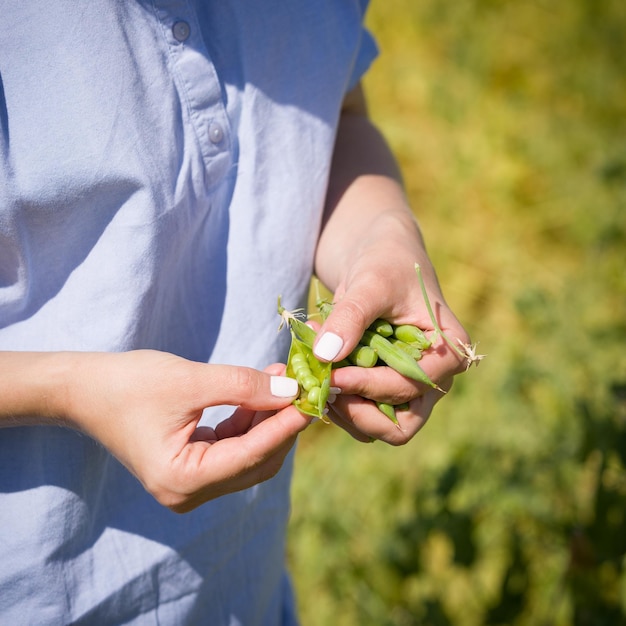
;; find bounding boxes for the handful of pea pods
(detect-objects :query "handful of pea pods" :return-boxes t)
[278,297,437,423]
[277,282,440,425]
[278,264,484,425]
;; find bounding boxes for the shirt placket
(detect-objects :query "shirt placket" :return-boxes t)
[153,0,233,189]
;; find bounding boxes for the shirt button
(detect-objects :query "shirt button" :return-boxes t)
[172,20,191,42]
[209,122,224,144]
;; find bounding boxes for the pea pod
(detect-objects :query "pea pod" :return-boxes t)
[361,330,442,391]
[376,401,399,425]
[388,336,424,361]
[393,324,432,350]
[306,346,328,380]
[285,329,332,419]
[317,373,331,417]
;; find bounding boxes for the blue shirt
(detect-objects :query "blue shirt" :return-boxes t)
[0,2,377,624]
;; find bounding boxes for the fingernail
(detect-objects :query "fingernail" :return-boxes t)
[327,388,342,404]
[270,376,299,398]
[314,332,343,361]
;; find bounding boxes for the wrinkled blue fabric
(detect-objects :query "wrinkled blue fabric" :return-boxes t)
[0,1,377,623]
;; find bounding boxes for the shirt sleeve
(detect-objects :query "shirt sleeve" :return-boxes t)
[346,1,380,91]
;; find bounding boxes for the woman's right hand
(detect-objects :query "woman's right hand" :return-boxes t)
[0,350,308,512]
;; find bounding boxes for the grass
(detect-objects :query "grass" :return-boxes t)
[288,1,626,625]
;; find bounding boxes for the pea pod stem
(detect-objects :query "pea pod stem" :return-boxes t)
[413,264,462,357]
[312,279,334,322]
[278,296,317,347]
[414,264,485,369]
[316,298,333,322]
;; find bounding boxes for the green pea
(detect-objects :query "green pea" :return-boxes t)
[290,352,307,367]
[300,374,320,392]
[307,386,321,406]
[293,365,311,380]
[348,343,378,368]
[369,319,394,337]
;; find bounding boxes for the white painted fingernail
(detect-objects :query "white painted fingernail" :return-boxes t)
[270,376,299,398]
[314,332,343,361]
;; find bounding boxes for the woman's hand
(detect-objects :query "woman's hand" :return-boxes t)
[312,83,471,444]
[309,255,469,445]
[0,350,308,512]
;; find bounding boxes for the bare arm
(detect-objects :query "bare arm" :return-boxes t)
[312,83,469,444]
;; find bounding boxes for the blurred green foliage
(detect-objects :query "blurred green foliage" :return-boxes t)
[287,0,626,624]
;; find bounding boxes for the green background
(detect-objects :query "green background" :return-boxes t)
[288,1,626,624]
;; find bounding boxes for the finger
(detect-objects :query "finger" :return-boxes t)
[329,329,468,404]
[329,393,418,444]
[329,379,450,446]
[166,405,312,510]
[424,333,471,377]
[305,319,322,333]
[263,363,287,376]
[169,436,298,513]
[189,426,218,443]
[213,407,257,439]
[331,365,426,405]
[313,274,386,361]
[214,408,275,436]
[326,403,374,443]
[250,409,276,429]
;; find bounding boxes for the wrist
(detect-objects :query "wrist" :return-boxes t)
[319,210,429,288]
[0,351,79,427]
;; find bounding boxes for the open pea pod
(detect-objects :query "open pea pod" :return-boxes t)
[286,330,332,419]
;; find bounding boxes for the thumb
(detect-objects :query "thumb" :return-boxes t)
[194,364,300,411]
[312,290,376,363]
